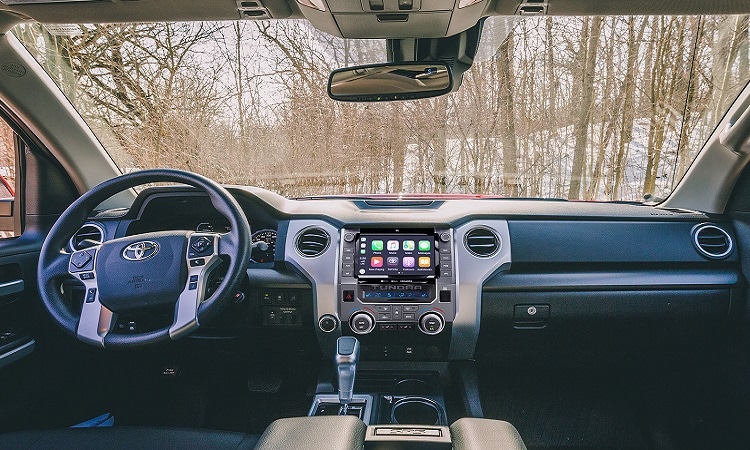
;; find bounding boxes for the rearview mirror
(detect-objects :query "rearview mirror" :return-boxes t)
[328,62,453,102]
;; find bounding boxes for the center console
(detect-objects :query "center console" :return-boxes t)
[334,228,455,351]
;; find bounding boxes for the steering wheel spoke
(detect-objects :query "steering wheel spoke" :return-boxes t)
[170,232,222,339]
[217,231,239,257]
[76,279,116,347]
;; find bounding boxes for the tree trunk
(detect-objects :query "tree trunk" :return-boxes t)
[568,17,603,199]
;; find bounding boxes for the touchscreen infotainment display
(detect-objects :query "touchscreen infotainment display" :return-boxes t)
[356,234,436,277]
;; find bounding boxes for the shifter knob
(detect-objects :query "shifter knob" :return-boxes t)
[335,336,360,408]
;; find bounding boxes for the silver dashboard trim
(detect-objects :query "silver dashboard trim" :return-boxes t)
[285,220,342,356]
[450,220,511,359]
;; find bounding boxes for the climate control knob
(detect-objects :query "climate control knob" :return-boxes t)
[349,312,375,335]
[419,312,445,335]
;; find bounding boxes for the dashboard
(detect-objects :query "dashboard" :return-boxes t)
[75,185,743,362]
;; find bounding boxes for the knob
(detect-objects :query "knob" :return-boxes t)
[419,312,445,335]
[318,314,339,333]
[439,232,451,243]
[349,312,375,335]
[343,232,357,242]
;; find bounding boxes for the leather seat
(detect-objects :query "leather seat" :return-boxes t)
[0,426,260,449]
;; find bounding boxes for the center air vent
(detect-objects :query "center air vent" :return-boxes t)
[295,227,330,257]
[69,223,104,251]
[464,227,500,257]
[693,224,733,259]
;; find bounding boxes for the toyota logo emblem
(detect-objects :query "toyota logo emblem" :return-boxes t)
[122,241,160,261]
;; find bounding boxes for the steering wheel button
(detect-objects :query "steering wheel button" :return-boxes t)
[190,236,212,254]
[189,258,205,267]
[79,272,94,280]
[188,282,198,290]
[71,251,92,269]
[189,275,199,282]
[85,288,97,303]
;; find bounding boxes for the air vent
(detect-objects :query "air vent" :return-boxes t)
[69,223,104,251]
[693,224,733,259]
[295,227,330,257]
[464,227,500,257]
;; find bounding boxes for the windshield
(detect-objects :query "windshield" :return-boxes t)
[13,16,750,202]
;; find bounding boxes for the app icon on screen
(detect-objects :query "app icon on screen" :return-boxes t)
[418,240,431,251]
[371,256,383,267]
[418,256,431,268]
[387,240,399,251]
[371,240,384,251]
[387,257,399,266]
[402,240,415,251]
[402,257,415,268]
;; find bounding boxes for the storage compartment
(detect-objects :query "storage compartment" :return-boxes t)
[476,288,735,364]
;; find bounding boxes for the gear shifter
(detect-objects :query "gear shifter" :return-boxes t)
[335,336,360,414]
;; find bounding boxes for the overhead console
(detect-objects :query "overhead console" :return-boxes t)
[294,0,492,38]
[337,227,455,339]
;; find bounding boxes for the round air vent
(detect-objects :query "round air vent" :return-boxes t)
[692,223,733,259]
[464,227,500,257]
[295,227,330,257]
[69,223,104,251]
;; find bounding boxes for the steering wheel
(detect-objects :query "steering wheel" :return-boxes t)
[37,169,252,348]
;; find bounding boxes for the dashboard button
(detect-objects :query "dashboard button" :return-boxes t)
[440,254,452,261]
[375,305,391,313]
[440,270,452,277]
[318,315,338,333]
[403,313,415,321]
[351,312,375,334]
[379,323,397,331]
[439,290,451,303]
[342,270,354,277]
[377,312,391,321]
[439,245,451,254]
[343,290,355,302]
[398,323,415,331]
[342,263,353,270]
[419,312,445,335]
[342,254,354,262]
[402,305,419,312]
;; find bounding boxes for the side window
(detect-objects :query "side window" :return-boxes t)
[0,118,18,238]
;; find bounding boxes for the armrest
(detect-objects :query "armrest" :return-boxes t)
[253,416,366,450]
[450,418,527,450]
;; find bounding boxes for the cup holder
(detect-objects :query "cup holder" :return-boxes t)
[392,378,429,396]
[390,397,446,426]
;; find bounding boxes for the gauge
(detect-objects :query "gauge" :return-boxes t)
[251,229,277,263]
